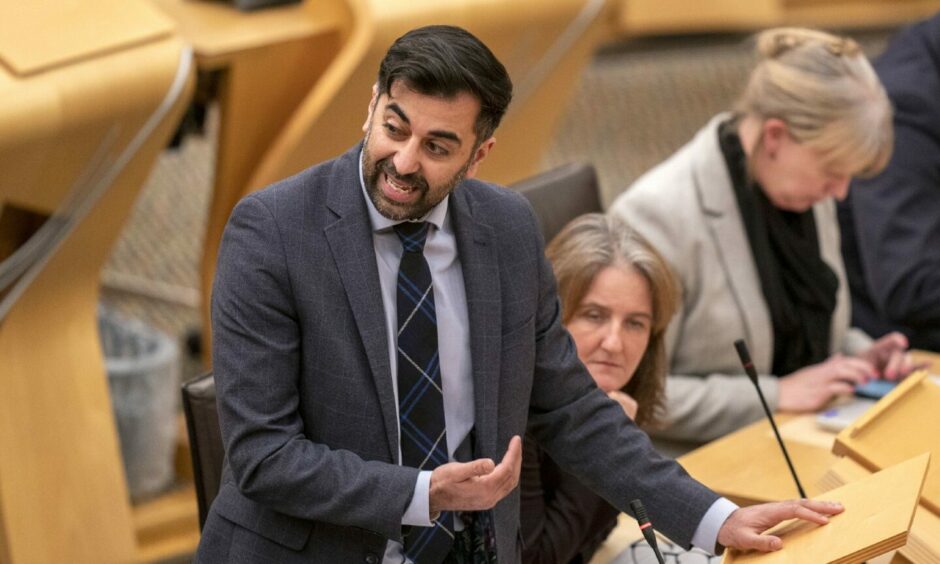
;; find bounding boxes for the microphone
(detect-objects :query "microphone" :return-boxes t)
[630,499,665,564]
[733,339,807,499]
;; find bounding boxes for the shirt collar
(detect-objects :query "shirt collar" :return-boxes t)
[358,148,448,233]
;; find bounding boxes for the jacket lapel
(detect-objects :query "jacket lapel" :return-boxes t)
[693,115,773,371]
[450,188,501,460]
[322,146,400,462]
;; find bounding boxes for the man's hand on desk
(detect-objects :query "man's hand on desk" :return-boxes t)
[428,435,522,517]
[717,499,843,552]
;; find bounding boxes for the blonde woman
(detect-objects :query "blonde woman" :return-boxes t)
[520,213,679,563]
[608,28,922,450]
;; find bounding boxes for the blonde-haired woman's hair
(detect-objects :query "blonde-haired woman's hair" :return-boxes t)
[736,27,893,177]
[546,213,679,427]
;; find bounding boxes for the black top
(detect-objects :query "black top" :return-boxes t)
[519,433,619,564]
[718,118,838,376]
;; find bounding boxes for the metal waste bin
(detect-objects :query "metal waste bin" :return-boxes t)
[98,308,180,501]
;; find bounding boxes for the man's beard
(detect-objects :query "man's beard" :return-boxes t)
[362,134,472,221]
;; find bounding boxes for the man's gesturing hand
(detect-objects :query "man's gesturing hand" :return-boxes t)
[428,435,523,517]
[717,499,844,552]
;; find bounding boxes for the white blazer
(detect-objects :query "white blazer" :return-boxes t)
[608,114,871,445]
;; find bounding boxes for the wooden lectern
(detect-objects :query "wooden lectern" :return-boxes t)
[832,371,940,562]
[0,1,193,561]
[723,453,929,564]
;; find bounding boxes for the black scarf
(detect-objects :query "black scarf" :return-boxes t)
[718,118,838,376]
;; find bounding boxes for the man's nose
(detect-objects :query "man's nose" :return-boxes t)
[393,139,421,176]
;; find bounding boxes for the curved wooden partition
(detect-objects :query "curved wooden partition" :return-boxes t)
[0,1,194,561]
[199,0,617,354]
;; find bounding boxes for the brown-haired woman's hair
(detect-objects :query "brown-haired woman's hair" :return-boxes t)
[546,213,680,427]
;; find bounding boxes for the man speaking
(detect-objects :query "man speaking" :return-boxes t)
[197,25,841,563]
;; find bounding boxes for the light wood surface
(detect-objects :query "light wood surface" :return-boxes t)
[149,0,348,67]
[0,1,194,562]
[677,414,839,506]
[834,371,940,515]
[595,352,939,562]
[723,453,928,563]
[148,0,353,359]
[822,456,940,564]
[617,0,940,35]
[0,0,174,76]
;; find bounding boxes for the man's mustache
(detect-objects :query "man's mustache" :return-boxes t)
[380,160,429,191]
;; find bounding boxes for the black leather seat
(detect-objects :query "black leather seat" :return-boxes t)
[181,372,224,530]
[510,162,602,242]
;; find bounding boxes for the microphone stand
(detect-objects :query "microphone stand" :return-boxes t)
[630,499,666,564]
[734,339,807,499]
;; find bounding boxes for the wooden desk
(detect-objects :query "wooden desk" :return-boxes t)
[0,1,193,561]
[593,352,940,562]
[148,0,352,352]
[616,0,940,36]
[678,414,839,506]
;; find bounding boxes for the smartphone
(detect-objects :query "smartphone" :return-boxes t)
[854,379,897,400]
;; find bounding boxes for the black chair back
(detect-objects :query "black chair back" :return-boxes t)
[181,372,224,530]
[510,162,602,243]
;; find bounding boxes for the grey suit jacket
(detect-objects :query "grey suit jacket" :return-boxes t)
[198,144,719,563]
[609,115,871,446]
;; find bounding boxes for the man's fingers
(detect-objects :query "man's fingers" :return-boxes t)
[799,499,844,516]
[792,505,832,525]
[741,532,782,552]
[446,458,495,483]
[720,500,843,553]
[770,499,840,526]
[499,436,523,468]
[482,436,522,492]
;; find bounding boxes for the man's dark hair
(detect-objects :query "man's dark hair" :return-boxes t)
[377,25,513,142]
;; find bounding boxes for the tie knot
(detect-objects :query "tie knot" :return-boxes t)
[394,222,430,253]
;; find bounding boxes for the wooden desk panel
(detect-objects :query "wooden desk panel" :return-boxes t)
[148,0,352,362]
[0,7,194,560]
[678,415,839,506]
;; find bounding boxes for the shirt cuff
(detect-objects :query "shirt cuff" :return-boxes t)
[691,497,739,554]
[402,471,433,526]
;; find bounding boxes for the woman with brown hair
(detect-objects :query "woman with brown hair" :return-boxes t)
[520,213,679,563]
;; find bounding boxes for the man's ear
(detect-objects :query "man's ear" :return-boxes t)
[761,118,789,158]
[464,137,496,179]
[362,83,379,133]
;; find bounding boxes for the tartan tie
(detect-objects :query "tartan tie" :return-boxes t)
[394,222,454,564]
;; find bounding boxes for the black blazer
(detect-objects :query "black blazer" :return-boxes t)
[839,14,940,350]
